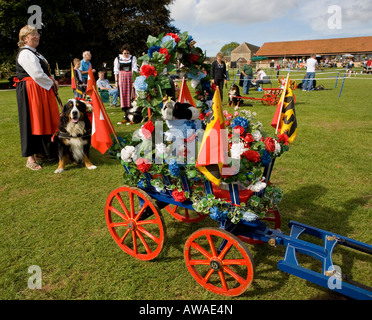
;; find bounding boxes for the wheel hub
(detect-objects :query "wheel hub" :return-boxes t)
[127,220,137,231]
[210,259,222,271]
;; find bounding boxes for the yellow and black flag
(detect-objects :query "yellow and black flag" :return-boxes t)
[271,84,298,143]
[196,86,228,186]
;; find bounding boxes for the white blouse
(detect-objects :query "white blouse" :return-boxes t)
[17,46,54,90]
[113,54,138,74]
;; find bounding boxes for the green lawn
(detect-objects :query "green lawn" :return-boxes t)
[0,69,371,300]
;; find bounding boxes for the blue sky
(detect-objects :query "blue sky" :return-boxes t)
[168,0,372,57]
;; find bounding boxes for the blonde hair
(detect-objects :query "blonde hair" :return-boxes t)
[216,52,223,58]
[18,25,38,48]
[73,58,81,66]
[82,51,91,58]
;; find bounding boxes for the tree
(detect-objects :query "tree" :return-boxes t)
[0,0,178,74]
[220,42,240,56]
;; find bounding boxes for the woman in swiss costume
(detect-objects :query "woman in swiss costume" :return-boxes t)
[113,44,138,111]
[15,25,60,170]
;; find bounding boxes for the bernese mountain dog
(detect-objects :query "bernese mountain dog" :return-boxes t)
[54,99,96,173]
[228,84,242,107]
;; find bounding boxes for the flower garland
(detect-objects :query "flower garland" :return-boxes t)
[133,31,213,117]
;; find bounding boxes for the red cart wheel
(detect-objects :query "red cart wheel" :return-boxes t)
[105,186,166,261]
[238,206,281,245]
[165,204,207,223]
[184,227,254,297]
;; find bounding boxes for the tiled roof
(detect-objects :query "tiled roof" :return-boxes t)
[255,36,372,57]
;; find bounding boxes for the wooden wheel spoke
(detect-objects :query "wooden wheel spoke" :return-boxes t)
[136,219,159,226]
[119,229,131,244]
[108,206,129,221]
[135,230,153,254]
[218,270,228,291]
[110,222,128,228]
[223,266,246,285]
[132,230,137,254]
[190,242,212,260]
[189,259,210,266]
[206,234,218,258]
[218,241,233,260]
[203,268,215,283]
[129,191,135,218]
[134,203,149,222]
[137,226,161,244]
[222,259,248,266]
[114,194,129,217]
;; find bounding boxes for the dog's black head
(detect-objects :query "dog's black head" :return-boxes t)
[229,84,240,96]
[62,99,87,124]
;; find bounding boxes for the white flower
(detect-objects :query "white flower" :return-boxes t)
[249,181,267,192]
[155,143,167,156]
[121,146,135,162]
[241,210,258,222]
[252,130,262,142]
[274,140,281,156]
[230,142,246,159]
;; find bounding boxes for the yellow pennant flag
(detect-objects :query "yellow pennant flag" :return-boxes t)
[195,87,228,186]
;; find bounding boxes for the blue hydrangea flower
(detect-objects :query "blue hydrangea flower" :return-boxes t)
[148,45,161,59]
[231,117,249,129]
[187,35,194,43]
[134,75,148,92]
[168,159,181,176]
[209,207,228,222]
[261,150,271,167]
[161,36,177,49]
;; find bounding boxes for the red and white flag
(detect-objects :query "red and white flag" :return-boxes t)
[178,77,196,107]
[86,66,116,154]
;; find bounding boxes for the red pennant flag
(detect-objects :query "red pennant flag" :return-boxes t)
[178,77,196,107]
[86,66,116,154]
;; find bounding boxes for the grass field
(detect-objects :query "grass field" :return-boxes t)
[0,68,371,301]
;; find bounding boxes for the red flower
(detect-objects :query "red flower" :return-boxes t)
[199,112,206,121]
[277,133,289,145]
[264,137,276,153]
[189,53,199,63]
[159,48,171,64]
[233,125,245,136]
[166,33,180,43]
[141,120,154,139]
[140,64,157,78]
[225,120,230,126]
[243,150,260,163]
[136,158,152,173]
[243,133,254,144]
[172,189,187,202]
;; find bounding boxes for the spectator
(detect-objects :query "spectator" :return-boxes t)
[211,52,227,101]
[302,54,318,92]
[252,68,267,89]
[15,25,60,170]
[80,51,96,84]
[241,59,253,95]
[113,44,138,110]
[72,58,86,99]
[96,71,119,107]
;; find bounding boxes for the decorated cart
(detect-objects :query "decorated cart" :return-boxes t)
[105,32,372,299]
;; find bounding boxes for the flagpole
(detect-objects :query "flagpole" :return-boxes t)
[275,72,290,134]
[178,77,185,102]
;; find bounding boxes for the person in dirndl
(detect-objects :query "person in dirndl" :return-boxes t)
[15,25,60,171]
[113,44,138,110]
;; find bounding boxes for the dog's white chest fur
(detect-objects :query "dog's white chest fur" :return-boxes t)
[65,121,88,162]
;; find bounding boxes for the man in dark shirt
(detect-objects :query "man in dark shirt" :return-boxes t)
[242,59,253,95]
